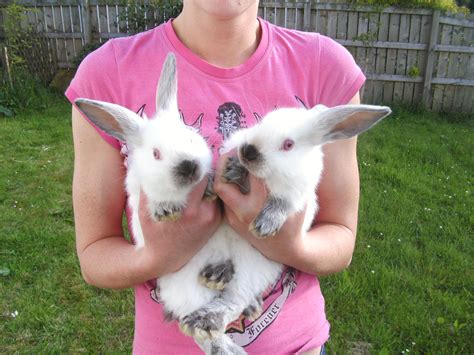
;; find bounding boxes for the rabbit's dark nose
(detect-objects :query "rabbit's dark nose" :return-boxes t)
[240,144,261,163]
[174,159,200,184]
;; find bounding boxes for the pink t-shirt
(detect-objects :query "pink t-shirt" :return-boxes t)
[66,18,365,354]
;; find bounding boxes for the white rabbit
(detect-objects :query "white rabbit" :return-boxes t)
[75,52,391,355]
[221,103,392,240]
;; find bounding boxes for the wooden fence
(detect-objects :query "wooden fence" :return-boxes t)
[0,0,473,112]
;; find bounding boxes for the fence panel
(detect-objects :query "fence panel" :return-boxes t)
[344,10,358,61]
[373,12,388,104]
[418,14,431,102]
[404,14,420,105]
[434,23,452,111]
[459,28,474,112]
[383,12,399,104]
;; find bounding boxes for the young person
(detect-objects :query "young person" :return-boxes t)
[67,1,365,353]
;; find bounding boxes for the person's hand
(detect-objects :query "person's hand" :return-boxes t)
[213,152,307,266]
[138,177,222,276]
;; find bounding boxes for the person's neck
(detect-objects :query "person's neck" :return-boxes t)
[172,6,261,68]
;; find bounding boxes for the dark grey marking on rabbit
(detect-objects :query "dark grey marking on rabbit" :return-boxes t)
[180,288,252,340]
[241,296,263,321]
[222,156,250,195]
[150,201,183,222]
[180,310,225,340]
[199,260,235,291]
[173,159,201,185]
[74,99,142,145]
[250,197,292,239]
[156,55,177,113]
[239,143,262,165]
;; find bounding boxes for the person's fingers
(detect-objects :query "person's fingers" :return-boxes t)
[185,177,210,210]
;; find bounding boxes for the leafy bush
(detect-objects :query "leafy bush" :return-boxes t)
[118,0,182,34]
[351,0,470,13]
[3,3,37,67]
[0,2,60,116]
[0,70,62,117]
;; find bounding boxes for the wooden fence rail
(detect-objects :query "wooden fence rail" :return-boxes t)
[0,0,473,112]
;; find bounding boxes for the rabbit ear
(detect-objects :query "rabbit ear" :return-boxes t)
[75,98,143,145]
[306,104,391,145]
[156,53,178,114]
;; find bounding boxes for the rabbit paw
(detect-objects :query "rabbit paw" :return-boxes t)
[198,260,235,290]
[249,197,290,239]
[222,156,250,195]
[250,211,282,238]
[242,297,263,321]
[150,202,182,221]
[180,311,225,340]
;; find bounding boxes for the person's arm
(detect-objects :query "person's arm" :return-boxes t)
[72,107,221,289]
[214,93,362,276]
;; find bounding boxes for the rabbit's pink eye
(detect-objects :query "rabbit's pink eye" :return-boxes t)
[153,148,161,160]
[282,139,294,151]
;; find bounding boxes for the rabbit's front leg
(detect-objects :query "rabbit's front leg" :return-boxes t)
[199,260,235,291]
[222,156,250,195]
[250,196,291,239]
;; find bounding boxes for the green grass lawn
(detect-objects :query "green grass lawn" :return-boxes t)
[0,97,472,353]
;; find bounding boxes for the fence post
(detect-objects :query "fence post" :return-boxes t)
[303,0,311,32]
[2,47,13,89]
[422,9,440,109]
[80,0,92,45]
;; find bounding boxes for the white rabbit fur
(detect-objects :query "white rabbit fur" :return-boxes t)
[75,53,391,354]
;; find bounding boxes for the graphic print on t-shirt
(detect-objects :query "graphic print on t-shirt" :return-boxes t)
[136,104,146,118]
[215,102,248,141]
[149,268,298,348]
[180,110,204,132]
[225,267,297,347]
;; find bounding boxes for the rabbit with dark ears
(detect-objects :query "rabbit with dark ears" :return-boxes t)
[75,54,213,248]
[221,104,391,239]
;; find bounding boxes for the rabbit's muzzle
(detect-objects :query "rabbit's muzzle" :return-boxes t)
[174,159,201,185]
[239,143,262,165]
